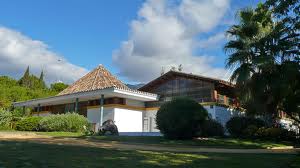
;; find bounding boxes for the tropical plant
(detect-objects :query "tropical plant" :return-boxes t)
[225,2,300,126]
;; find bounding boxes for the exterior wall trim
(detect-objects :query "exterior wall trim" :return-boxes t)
[13,87,158,107]
[87,104,146,111]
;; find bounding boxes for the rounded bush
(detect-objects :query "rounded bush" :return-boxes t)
[226,117,265,137]
[15,116,42,131]
[201,119,224,137]
[39,113,89,132]
[255,127,296,141]
[156,97,208,139]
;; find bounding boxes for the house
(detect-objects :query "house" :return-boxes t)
[13,65,241,133]
[139,70,241,131]
[13,65,158,132]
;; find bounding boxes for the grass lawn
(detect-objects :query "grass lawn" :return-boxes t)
[36,131,84,137]
[88,136,293,149]
[32,131,294,149]
[0,140,298,168]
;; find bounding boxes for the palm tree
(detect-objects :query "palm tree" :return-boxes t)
[224,5,277,124]
[225,3,300,126]
[224,5,273,84]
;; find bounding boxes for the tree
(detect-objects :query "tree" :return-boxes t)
[50,82,68,93]
[0,73,66,109]
[19,66,31,87]
[225,2,300,125]
[263,0,300,124]
[39,70,46,89]
[18,67,46,89]
[39,70,44,81]
[224,5,275,122]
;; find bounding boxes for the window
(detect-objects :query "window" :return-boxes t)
[143,117,149,132]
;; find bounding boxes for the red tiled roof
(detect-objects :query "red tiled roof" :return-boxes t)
[58,65,129,96]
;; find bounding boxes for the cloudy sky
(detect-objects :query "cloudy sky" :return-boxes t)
[0,0,260,84]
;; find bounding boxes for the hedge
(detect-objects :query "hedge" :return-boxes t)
[39,113,89,132]
[15,116,42,131]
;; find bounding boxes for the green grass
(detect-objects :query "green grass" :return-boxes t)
[0,131,293,149]
[0,140,298,168]
[36,131,84,137]
[88,136,293,149]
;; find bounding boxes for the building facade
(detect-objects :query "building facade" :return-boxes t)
[139,71,241,132]
[13,65,241,133]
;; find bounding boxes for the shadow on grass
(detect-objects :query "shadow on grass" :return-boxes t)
[0,140,297,168]
[84,136,294,149]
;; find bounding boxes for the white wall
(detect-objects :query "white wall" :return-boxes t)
[214,106,240,126]
[203,105,216,119]
[144,110,159,132]
[114,108,143,132]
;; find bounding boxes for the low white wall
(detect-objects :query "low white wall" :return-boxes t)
[214,106,240,126]
[203,105,216,119]
[114,108,143,132]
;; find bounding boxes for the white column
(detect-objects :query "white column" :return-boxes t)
[100,94,104,126]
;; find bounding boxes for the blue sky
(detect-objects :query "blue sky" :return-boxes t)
[0,0,261,84]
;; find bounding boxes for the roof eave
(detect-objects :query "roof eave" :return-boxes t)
[13,87,158,107]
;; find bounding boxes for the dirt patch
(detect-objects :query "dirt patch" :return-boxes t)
[0,132,49,139]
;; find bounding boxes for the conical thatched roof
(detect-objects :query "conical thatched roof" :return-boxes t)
[58,65,129,96]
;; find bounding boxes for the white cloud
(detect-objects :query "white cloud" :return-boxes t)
[198,33,226,49]
[0,26,88,84]
[113,0,230,83]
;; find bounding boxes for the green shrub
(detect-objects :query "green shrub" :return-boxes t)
[255,127,296,141]
[226,117,266,137]
[0,109,13,130]
[201,119,224,137]
[39,113,89,132]
[279,129,297,141]
[156,97,208,140]
[15,116,42,131]
[242,125,259,138]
